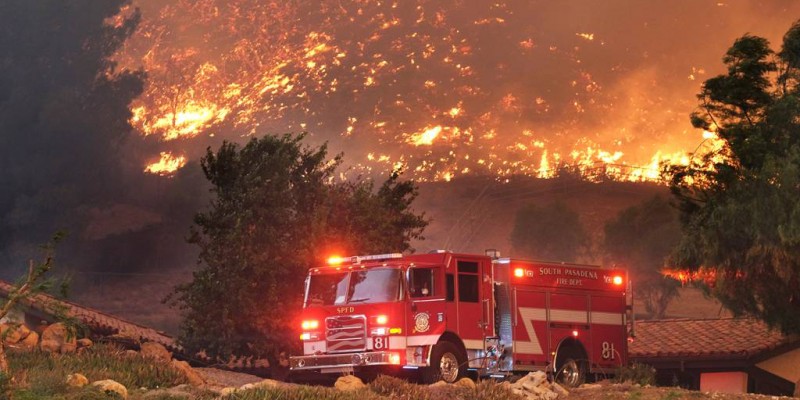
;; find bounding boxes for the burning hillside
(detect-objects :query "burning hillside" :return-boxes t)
[115,0,800,181]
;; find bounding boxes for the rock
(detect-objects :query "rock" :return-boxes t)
[240,379,281,391]
[455,377,476,389]
[18,331,39,350]
[40,339,60,353]
[219,387,237,396]
[140,342,171,361]
[61,341,77,354]
[510,371,564,400]
[40,323,77,353]
[92,379,128,399]
[66,373,89,388]
[1,323,31,345]
[171,359,205,386]
[551,382,570,397]
[334,375,365,391]
[77,338,93,348]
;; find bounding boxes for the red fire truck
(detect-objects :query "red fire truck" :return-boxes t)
[289,251,631,385]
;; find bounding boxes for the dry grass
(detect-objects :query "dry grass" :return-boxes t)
[7,344,188,399]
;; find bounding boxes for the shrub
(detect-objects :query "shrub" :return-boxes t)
[615,362,656,386]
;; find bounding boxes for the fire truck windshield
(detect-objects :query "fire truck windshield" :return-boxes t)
[306,267,402,307]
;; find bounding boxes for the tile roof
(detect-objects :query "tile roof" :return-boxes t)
[629,317,795,360]
[0,280,176,351]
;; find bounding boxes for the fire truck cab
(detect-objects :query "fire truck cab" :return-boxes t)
[289,251,630,385]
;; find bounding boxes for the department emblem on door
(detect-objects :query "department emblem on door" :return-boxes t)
[414,312,430,333]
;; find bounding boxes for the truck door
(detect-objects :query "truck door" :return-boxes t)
[407,266,446,340]
[448,257,492,350]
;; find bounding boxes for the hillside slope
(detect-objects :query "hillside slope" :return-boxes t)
[70,176,727,334]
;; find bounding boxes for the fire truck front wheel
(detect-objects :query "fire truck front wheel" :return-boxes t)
[421,341,466,384]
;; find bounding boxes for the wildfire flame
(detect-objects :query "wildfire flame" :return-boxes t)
[144,152,187,176]
[116,1,750,180]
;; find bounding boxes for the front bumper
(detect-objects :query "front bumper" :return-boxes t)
[290,351,396,371]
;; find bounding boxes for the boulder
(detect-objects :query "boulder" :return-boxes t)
[92,379,128,399]
[140,342,171,361]
[66,373,89,388]
[171,359,205,386]
[18,331,39,350]
[40,323,77,353]
[455,377,476,389]
[0,323,31,345]
[334,375,366,391]
[510,371,566,400]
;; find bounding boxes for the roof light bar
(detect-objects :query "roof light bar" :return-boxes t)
[350,253,403,264]
[325,253,404,266]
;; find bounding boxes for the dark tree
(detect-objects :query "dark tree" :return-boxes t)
[172,133,427,367]
[669,21,800,333]
[0,1,144,272]
[510,201,589,261]
[604,196,681,319]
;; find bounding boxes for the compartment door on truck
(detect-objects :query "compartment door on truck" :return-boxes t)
[444,257,492,350]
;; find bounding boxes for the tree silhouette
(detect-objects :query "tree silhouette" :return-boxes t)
[669,20,800,333]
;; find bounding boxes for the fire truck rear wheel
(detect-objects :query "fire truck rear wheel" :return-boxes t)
[556,355,586,387]
[422,341,466,384]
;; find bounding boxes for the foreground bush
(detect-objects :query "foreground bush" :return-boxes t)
[615,362,656,386]
[7,343,188,398]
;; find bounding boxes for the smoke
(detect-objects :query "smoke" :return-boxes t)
[0,1,207,280]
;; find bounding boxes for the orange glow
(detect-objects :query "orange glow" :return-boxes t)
[327,255,346,265]
[612,276,624,285]
[144,152,186,176]
[514,268,525,278]
[409,126,443,146]
[375,315,388,325]
[117,2,732,183]
[301,320,319,330]
[663,267,718,286]
[572,330,579,337]
[389,353,401,365]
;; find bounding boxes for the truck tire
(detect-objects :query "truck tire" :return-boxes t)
[555,348,586,387]
[421,341,466,384]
